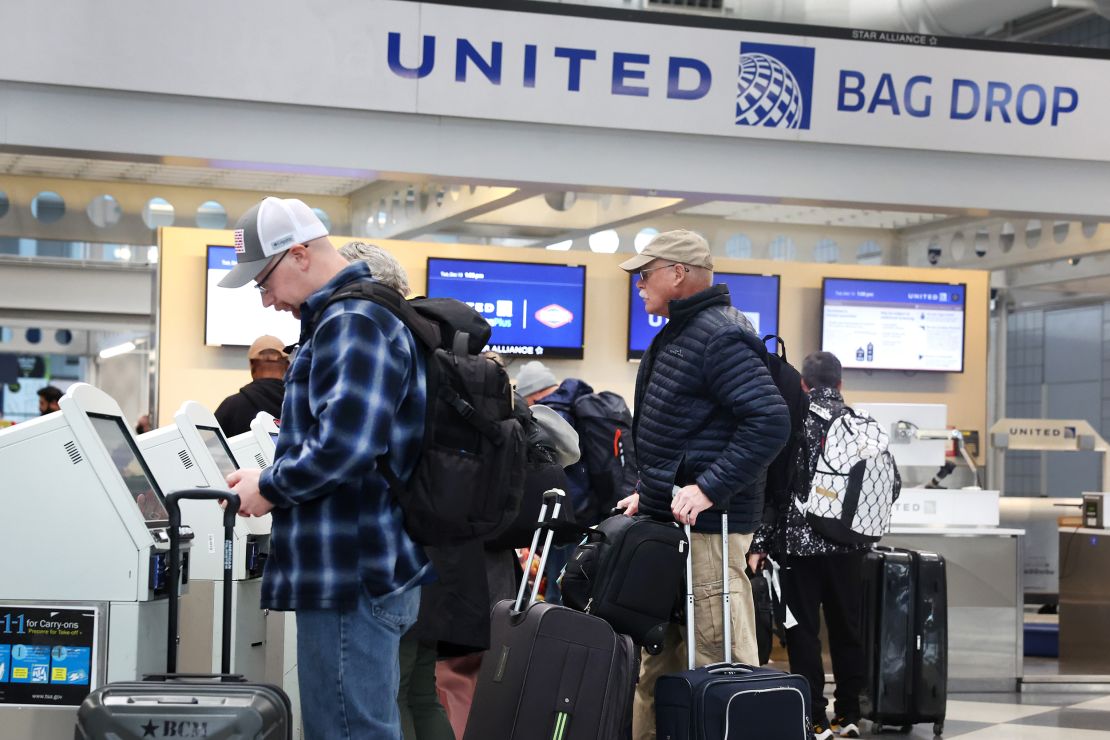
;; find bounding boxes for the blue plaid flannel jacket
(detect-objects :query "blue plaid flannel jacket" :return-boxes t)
[259,262,429,610]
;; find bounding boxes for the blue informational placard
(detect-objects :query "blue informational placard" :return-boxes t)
[426,258,586,359]
[626,272,780,359]
[1,605,99,706]
[822,277,966,372]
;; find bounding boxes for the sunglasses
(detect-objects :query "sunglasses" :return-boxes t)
[638,263,688,281]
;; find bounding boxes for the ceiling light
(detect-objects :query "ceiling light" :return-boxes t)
[99,341,137,359]
[546,240,573,251]
[634,228,659,253]
[588,230,620,253]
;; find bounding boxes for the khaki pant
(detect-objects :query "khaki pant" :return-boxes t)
[632,532,757,740]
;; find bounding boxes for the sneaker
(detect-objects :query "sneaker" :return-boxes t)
[813,721,834,740]
[832,716,861,738]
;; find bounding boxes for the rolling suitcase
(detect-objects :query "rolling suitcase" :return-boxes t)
[75,489,292,740]
[860,546,947,736]
[654,507,811,740]
[463,489,639,740]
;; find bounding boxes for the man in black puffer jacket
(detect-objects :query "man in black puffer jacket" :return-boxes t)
[616,230,790,740]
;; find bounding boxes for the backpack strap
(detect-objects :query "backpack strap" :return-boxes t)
[298,279,442,351]
[762,334,788,362]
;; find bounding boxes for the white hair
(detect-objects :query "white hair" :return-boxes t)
[338,241,410,296]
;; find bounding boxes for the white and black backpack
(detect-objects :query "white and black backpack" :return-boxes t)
[796,405,901,545]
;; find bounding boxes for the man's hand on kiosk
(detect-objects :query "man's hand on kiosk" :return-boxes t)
[226,467,274,517]
[671,484,712,526]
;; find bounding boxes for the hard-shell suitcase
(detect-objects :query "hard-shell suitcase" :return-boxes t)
[561,512,688,654]
[860,546,947,736]
[463,490,639,740]
[75,489,292,740]
[654,505,811,740]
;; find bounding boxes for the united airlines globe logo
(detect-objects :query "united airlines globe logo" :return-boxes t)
[735,42,815,130]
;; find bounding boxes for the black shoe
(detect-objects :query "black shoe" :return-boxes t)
[831,715,861,738]
[814,716,834,740]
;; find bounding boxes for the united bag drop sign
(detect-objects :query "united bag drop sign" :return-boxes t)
[373,0,1102,162]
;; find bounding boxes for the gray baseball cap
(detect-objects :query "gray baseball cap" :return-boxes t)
[619,229,714,273]
[218,197,329,288]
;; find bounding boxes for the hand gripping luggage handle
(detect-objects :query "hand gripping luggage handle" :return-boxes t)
[165,489,241,675]
[677,486,730,671]
[514,489,566,613]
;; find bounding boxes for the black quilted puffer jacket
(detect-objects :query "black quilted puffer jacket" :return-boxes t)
[633,284,790,534]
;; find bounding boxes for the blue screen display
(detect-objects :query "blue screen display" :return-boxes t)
[426,258,586,359]
[822,278,966,372]
[627,273,780,359]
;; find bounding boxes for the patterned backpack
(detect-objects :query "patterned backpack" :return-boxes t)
[796,405,901,544]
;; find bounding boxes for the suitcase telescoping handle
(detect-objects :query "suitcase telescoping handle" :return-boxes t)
[677,485,731,671]
[514,489,566,613]
[165,489,241,675]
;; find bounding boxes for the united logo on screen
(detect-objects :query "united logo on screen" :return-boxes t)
[735,42,815,130]
[534,304,574,329]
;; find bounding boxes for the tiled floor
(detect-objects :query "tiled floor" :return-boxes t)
[857,692,1110,738]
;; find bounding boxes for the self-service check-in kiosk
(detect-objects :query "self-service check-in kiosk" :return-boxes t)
[138,402,270,679]
[0,383,191,736]
[228,411,279,469]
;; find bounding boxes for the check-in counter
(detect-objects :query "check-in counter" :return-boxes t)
[1058,527,1110,674]
[999,496,1082,603]
[886,489,1024,692]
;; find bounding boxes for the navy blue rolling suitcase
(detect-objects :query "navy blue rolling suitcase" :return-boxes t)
[654,510,811,740]
[75,490,292,740]
[860,547,947,736]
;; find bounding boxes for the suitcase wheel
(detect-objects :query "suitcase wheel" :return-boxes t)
[932,722,944,737]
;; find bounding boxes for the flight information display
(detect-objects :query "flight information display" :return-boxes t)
[205,246,300,348]
[88,414,169,522]
[196,426,240,479]
[426,258,586,359]
[822,278,966,372]
[627,272,780,359]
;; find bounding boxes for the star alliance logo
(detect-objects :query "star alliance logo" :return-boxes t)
[736,42,815,129]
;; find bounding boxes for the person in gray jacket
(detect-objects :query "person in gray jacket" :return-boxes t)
[615,230,790,740]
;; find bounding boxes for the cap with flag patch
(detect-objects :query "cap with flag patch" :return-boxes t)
[218,197,329,289]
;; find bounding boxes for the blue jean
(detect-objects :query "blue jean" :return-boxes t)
[296,584,421,740]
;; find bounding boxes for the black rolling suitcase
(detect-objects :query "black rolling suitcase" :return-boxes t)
[463,490,639,740]
[654,510,811,740]
[75,490,292,740]
[860,546,947,736]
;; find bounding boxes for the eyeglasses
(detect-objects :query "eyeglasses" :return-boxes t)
[638,263,687,281]
[254,249,291,294]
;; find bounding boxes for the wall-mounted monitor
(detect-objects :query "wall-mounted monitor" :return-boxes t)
[426,258,586,359]
[205,246,300,348]
[627,273,780,360]
[821,278,966,373]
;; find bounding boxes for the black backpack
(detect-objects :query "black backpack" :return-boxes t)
[739,334,809,528]
[572,391,639,523]
[483,393,578,551]
[560,513,687,655]
[304,279,526,547]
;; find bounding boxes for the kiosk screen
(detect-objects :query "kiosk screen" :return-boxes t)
[196,426,240,479]
[87,414,168,522]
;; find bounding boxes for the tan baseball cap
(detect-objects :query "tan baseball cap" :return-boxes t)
[619,229,714,273]
[247,335,289,361]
